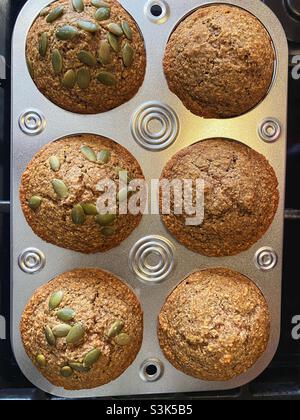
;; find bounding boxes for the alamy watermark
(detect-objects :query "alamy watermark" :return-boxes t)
[291,55,300,80]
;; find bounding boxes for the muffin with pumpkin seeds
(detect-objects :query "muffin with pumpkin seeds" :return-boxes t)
[20,268,143,390]
[26,0,146,113]
[19,134,144,253]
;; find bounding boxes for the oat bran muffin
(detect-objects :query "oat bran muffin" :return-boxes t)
[20,268,143,390]
[160,138,279,257]
[158,268,270,381]
[26,0,146,114]
[20,134,144,253]
[164,5,275,118]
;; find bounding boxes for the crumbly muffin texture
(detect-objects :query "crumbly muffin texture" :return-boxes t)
[20,134,144,253]
[158,268,270,381]
[20,269,143,390]
[160,138,279,257]
[164,5,275,119]
[26,0,146,114]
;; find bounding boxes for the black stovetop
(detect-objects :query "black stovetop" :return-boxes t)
[0,0,300,400]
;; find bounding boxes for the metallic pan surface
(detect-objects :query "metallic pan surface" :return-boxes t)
[11,0,288,398]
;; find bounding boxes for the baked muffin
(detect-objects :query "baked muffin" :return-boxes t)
[20,268,143,390]
[158,268,270,381]
[164,5,275,118]
[26,0,146,114]
[20,134,144,253]
[160,138,279,257]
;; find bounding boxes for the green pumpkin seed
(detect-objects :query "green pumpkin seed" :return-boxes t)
[108,23,123,37]
[97,149,111,163]
[91,0,110,7]
[118,169,132,185]
[95,213,116,226]
[66,323,85,345]
[28,196,42,210]
[81,203,98,215]
[39,7,50,17]
[52,49,63,74]
[118,187,133,203]
[72,204,86,225]
[26,58,34,78]
[83,348,102,368]
[97,71,117,86]
[69,362,90,373]
[49,291,64,310]
[44,325,56,346]
[57,308,76,322]
[56,25,79,40]
[72,0,84,12]
[49,155,60,172]
[95,7,110,21]
[52,179,69,198]
[98,41,111,65]
[36,354,47,367]
[122,21,133,41]
[52,324,72,338]
[78,50,97,67]
[77,20,99,32]
[107,320,124,338]
[62,69,77,89]
[107,32,120,52]
[80,145,97,162]
[114,333,131,346]
[60,366,73,378]
[101,226,116,236]
[46,6,64,23]
[77,68,91,89]
[123,43,134,67]
[39,33,48,58]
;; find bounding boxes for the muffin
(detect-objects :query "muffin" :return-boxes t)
[164,5,275,118]
[158,268,270,381]
[160,138,279,257]
[20,268,143,390]
[26,0,146,114]
[20,134,144,253]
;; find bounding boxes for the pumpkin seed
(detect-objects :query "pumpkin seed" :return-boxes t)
[81,203,98,215]
[107,32,120,52]
[118,187,133,203]
[26,58,34,78]
[122,43,134,67]
[98,41,111,65]
[57,308,76,322]
[62,69,77,89]
[97,149,111,163]
[49,291,64,310]
[28,196,42,210]
[91,0,110,7]
[95,7,110,21]
[49,155,60,172]
[46,6,64,23]
[56,25,79,40]
[52,324,72,338]
[101,226,116,236]
[83,348,102,368]
[80,145,97,162]
[114,333,131,346]
[107,320,124,338]
[72,0,84,12]
[122,21,133,41]
[108,23,123,37]
[77,68,91,89]
[77,20,99,32]
[97,71,117,86]
[60,366,73,378]
[36,354,47,367]
[39,7,50,17]
[52,179,69,198]
[44,325,56,346]
[66,323,85,345]
[52,49,63,74]
[69,362,90,373]
[118,169,132,185]
[95,213,116,226]
[78,50,97,66]
[72,204,86,225]
[39,32,48,58]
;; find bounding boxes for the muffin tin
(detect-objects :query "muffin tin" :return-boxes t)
[11,0,288,398]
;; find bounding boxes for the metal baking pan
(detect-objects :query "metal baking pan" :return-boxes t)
[11,0,288,398]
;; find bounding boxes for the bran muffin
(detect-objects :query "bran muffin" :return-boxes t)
[26,0,146,114]
[160,138,279,257]
[158,268,270,381]
[163,5,275,119]
[20,268,143,390]
[20,134,144,253]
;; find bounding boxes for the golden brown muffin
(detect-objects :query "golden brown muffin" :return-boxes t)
[158,268,270,381]
[160,138,279,257]
[26,0,146,114]
[20,134,144,253]
[164,5,275,119]
[20,268,143,390]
